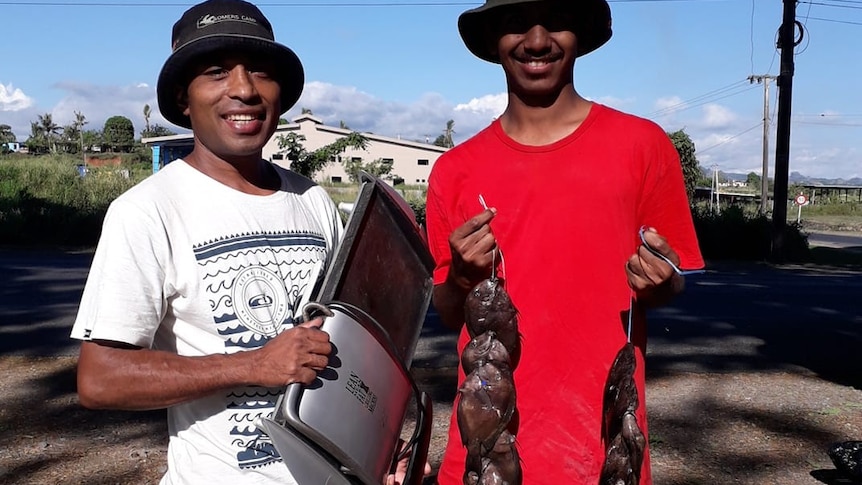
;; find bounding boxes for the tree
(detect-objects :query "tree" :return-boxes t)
[103,115,135,152]
[59,111,88,154]
[24,114,61,155]
[37,113,62,154]
[0,124,14,155]
[143,104,152,136]
[301,107,313,115]
[746,172,761,190]
[82,130,102,152]
[142,124,176,138]
[0,124,15,144]
[432,120,456,148]
[276,131,369,179]
[343,157,395,183]
[667,129,701,200]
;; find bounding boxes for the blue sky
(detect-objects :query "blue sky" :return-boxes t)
[1,0,860,179]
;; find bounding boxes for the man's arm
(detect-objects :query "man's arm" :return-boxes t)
[76,319,331,410]
[431,208,498,330]
[433,280,472,331]
[626,227,686,308]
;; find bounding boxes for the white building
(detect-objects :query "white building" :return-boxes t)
[142,114,448,186]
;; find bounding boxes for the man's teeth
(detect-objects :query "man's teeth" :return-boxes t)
[226,114,256,122]
[528,61,548,67]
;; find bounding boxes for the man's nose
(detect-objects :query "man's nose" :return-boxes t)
[227,65,258,100]
[523,24,552,54]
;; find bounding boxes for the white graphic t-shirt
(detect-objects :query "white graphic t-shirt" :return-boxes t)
[71,159,343,484]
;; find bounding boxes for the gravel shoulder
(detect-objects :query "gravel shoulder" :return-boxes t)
[2,247,860,484]
[2,355,861,484]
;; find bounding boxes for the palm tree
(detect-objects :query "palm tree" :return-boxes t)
[27,121,47,154]
[143,104,152,136]
[443,119,455,148]
[37,113,61,153]
[74,111,88,156]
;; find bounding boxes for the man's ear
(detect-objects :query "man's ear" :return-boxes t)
[176,87,190,116]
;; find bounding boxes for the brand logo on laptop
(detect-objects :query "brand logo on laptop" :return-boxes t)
[346,371,377,413]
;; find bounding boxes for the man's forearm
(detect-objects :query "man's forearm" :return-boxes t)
[77,341,261,411]
[432,281,471,331]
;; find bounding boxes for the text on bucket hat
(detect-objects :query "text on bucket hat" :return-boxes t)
[458,0,612,63]
[156,0,304,129]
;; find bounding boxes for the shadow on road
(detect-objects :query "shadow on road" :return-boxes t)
[646,260,862,390]
[0,250,93,356]
[1,250,860,483]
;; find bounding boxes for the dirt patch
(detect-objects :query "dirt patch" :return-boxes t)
[2,356,861,484]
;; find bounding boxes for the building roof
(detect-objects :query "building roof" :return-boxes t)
[141,114,447,153]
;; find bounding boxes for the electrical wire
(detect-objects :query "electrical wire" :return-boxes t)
[806,16,862,25]
[800,0,862,9]
[697,123,762,154]
[646,81,758,119]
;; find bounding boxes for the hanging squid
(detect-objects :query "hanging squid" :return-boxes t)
[458,276,522,485]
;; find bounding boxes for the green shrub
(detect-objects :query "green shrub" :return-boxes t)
[0,156,148,247]
[691,203,810,262]
[803,202,861,216]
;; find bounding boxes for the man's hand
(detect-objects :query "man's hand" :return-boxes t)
[384,439,432,485]
[252,317,332,387]
[433,208,498,330]
[446,207,498,291]
[625,227,684,307]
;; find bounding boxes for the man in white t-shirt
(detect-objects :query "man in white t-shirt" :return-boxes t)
[71,1,417,483]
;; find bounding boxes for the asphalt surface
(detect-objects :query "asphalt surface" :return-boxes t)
[1,234,860,391]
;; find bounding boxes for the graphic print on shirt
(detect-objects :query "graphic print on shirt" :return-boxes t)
[194,231,328,470]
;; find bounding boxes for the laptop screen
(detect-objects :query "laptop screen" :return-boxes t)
[316,174,435,366]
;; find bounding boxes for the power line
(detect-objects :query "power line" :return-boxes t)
[806,16,862,25]
[0,0,741,5]
[796,121,862,126]
[0,1,475,6]
[697,123,762,154]
[800,0,862,9]
[646,81,759,118]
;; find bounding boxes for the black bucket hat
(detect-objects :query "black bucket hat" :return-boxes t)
[156,0,304,129]
[458,0,613,63]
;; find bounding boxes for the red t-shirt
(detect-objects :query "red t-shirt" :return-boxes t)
[425,103,704,485]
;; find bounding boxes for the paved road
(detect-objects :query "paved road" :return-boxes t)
[808,231,862,250]
[1,243,860,391]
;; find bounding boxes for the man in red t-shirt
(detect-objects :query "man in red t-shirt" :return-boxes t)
[425,1,705,484]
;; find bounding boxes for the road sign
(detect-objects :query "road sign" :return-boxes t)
[794,194,809,206]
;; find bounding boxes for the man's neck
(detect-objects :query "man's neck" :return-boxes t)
[499,88,593,146]
[184,149,280,195]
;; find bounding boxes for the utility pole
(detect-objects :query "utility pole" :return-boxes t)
[771,0,799,262]
[748,75,776,214]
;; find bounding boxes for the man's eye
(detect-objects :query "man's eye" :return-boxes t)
[203,67,228,78]
[499,13,527,34]
[251,70,272,79]
[248,67,273,78]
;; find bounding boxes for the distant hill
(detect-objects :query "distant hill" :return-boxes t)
[704,168,862,186]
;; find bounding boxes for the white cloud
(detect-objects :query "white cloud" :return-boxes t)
[699,103,737,129]
[3,81,165,140]
[291,82,503,144]
[0,83,34,112]
[591,95,634,111]
[5,78,858,180]
[52,81,159,132]
[454,93,507,117]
